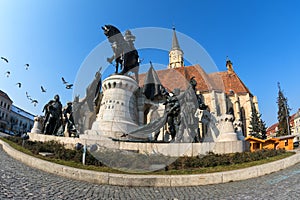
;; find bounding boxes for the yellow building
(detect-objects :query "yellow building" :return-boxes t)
[245,135,295,152]
[275,135,295,150]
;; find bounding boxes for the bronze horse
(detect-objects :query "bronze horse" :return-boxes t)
[102,25,139,82]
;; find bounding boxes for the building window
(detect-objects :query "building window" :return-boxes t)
[0,101,2,107]
[4,103,6,109]
[285,140,288,146]
[7,105,10,110]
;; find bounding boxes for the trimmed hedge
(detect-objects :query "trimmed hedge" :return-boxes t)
[5,136,287,171]
[169,149,286,170]
[6,136,102,166]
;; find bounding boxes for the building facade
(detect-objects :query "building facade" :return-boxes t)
[10,105,34,135]
[267,113,297,142]
[293,110,300,142]
[0,90,34,135]
[0,90,13,132]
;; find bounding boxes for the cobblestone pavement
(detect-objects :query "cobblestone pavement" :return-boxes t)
[1,145,300,200]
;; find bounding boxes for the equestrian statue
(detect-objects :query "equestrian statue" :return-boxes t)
[102,25,139,82]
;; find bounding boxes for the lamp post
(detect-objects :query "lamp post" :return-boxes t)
[75,142,98,165]
[285,100,291,135]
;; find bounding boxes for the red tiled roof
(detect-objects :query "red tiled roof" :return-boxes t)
[139,67,191,92]
[209,71,251,95]
[139,65,251,95]
[290,113,296,127]
[266,122,278,135]
[266,113,296,135]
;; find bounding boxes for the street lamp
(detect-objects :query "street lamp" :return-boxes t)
[75,142,98,165]
[285,100,291,135]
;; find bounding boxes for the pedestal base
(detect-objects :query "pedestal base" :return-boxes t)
[90,120,139,139]
[217,132,238,142]
[87,75,139,140]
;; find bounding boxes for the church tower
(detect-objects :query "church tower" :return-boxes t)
[226,57,234,73]
[168,27,184,68]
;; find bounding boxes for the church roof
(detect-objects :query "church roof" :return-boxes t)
[139,67,190,92]
[138,65,251,95]
[210,71,251,95]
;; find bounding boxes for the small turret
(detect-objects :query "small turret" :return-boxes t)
[226,57,234,73]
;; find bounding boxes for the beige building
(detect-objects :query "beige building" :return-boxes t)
[0,90,13,132]
[0,90,34,135]
[291,110,300,142]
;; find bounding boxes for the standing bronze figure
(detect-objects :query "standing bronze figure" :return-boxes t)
[42,94,63,135]
[163,88,181,141]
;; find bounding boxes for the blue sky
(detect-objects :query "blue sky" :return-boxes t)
[0,0,300,126]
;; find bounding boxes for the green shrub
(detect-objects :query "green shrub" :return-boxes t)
[5,136,103,166]
[4,136,288,171]
[167,149,287,170]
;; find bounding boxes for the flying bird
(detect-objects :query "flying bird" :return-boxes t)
[16,82,22,88]
[31,99,38,107]
[62,77,73,89]
[65,84,73,89]
[25,64,29,70]
[5,71,10,77]
[1,57,8,63]
[26,92,31,99]
[41,86,46,92]
[62,77,68,84]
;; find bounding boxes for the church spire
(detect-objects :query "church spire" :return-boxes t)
[168,27,184,69]
[171,26,181,51]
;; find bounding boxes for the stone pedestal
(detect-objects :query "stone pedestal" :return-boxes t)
[217,114,238,142]
[87,75,139,139]
[30,116,43,134]
[234,120,245,140]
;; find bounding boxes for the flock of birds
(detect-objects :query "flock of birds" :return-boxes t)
[1,56,73,107]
